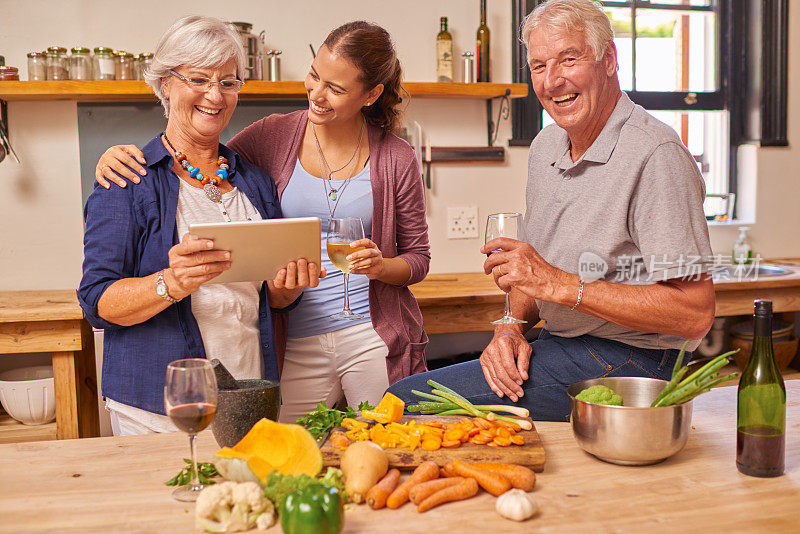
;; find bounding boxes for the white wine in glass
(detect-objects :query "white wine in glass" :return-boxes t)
[327,217,366,320]
[486,212,526,325]
[165,358,218,502]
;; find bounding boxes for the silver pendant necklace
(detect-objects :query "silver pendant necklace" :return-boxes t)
[312,119,365,210]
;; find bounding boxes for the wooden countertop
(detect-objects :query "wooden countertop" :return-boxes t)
[1,382,797,532]
[0,290,83,322]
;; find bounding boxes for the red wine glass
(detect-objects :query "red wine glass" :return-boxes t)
[165,358,218,502]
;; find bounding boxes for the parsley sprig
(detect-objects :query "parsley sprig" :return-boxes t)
[296,401,374,439]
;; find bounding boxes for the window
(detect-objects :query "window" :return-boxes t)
[510,0,789,221]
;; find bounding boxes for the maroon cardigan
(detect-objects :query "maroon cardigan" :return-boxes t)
[228,110,430,384]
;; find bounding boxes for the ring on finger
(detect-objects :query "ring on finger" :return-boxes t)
[498,265,505,276]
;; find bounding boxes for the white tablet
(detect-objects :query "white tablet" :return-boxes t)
[188,217,321,284]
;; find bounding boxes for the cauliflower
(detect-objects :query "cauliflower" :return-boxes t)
[196,481,276,533]
[575,385,624,406]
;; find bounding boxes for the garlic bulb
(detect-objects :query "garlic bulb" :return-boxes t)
[495,488,539,522]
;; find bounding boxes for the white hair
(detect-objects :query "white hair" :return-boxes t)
[144,15,246,117]
[521,0,615,61]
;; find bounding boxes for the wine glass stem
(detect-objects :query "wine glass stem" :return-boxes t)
[504,293,513,318]
[188,433,200,490]
[342,273,352,313]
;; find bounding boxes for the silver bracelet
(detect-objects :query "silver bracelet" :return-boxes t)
[570,280,584,310]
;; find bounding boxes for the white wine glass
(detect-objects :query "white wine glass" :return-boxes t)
[165,358,218,502]
[327,217,366,320]
[486,212,526,325]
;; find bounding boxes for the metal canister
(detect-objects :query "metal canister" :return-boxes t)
[462,51,475,84]
[230,21,262,80]
[267,50,281,82]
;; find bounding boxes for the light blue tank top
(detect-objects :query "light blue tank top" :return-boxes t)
[280,158,373,339]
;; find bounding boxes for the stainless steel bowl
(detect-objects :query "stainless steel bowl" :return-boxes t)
[567,377,692,465]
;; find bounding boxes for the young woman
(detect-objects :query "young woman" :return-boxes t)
[95,21,430,423]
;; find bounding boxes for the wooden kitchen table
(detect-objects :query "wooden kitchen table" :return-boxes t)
[411,260,800,334]
[0,290,99,441]
[1,382,797,533]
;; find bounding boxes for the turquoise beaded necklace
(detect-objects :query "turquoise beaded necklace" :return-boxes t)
[162,132,228,203]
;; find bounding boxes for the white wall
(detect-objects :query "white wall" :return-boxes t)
[0,0,797,290]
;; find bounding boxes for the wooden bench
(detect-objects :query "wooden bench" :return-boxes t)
[0,290,99,442]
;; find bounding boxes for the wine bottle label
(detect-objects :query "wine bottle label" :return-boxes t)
[436,40,453,82]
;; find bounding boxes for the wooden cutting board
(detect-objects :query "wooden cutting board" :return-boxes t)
[320,415,545,472]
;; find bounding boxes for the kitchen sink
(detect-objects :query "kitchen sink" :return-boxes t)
[712,264,791,282]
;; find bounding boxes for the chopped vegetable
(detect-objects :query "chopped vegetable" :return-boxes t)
[165,459,218,486]
[361,392,405,424]
[280,484,344,534]
[195,481,276,532]
[575,385,624,406]
[417,477,479,513]
[296,401,374,440]
[263,468,345,510]
[495,488,539,522]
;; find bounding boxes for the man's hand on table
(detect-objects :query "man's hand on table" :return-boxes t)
[482,237,575,306]
[479,326,531,402]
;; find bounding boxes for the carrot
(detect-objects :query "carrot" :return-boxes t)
[417,477,479,513]
[366,468,401,509]
[467,462,536,492]
[450,460,511,497]
[409,477,466,504]
[330,430,350,451]
[441,462,457,477]
[386,461,439,509]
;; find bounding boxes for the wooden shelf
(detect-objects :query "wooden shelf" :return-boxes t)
[0,410,57,444]
[0,80,527,102]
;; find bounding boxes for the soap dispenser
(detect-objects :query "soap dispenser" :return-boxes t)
[733,226,752,265]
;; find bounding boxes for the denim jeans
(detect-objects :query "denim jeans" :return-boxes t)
[387,330,686,421]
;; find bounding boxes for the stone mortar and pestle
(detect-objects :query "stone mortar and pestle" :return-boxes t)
[210,359,280,447]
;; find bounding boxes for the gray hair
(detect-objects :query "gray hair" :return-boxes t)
[144,15,246,117]
[521,0,614,61]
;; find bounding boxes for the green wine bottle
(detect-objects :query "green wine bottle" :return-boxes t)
[736,299,786,477]
[476,0,490,82]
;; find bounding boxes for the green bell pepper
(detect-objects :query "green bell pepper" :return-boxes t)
[280,484,344,534]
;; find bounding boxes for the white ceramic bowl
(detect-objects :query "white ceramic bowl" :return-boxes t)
[0,365,56,425]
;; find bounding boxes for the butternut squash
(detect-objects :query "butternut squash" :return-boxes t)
[340,441,389,504]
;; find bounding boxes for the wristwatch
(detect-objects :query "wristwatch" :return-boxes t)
[156,270,180,303]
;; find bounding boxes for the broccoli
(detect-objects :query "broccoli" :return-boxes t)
[575,385,624,406]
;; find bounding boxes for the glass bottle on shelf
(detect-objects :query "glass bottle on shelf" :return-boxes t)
[68,47,92,80]
[27,52,47,80]
[137,53,153,80]
[115,51,135,80]
[45,46,69,80]
[736,299,786,477]
[476,0,490,82]
[436,16,453,82]
[0,66,19,81]
[93,47,116,80]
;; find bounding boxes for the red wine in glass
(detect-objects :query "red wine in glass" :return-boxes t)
[165,358,218,502]
[168,402,216,434]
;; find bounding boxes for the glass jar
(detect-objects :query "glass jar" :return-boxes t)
[138,52,153,80]
[93,47,115,80]
[46,46,69,80]
[27,52,47,80]
[69,47,92,80]
[0,66,20,81]
[114,51,134,80]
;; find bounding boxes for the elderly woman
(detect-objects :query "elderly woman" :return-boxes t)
[78,15,321,436]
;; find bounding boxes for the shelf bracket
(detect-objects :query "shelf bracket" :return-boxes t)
[0,98,20,164]
[486,89,511,146]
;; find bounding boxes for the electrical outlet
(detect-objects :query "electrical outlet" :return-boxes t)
[447,206,479,239]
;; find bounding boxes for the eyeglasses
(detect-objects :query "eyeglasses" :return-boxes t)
[169,70,244,94]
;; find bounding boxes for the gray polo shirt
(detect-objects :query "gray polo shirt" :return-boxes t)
[525,92,712,351]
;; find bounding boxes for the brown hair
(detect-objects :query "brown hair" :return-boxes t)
[323,21,406,133]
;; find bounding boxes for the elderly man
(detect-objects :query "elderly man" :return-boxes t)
[388,0,715,420]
